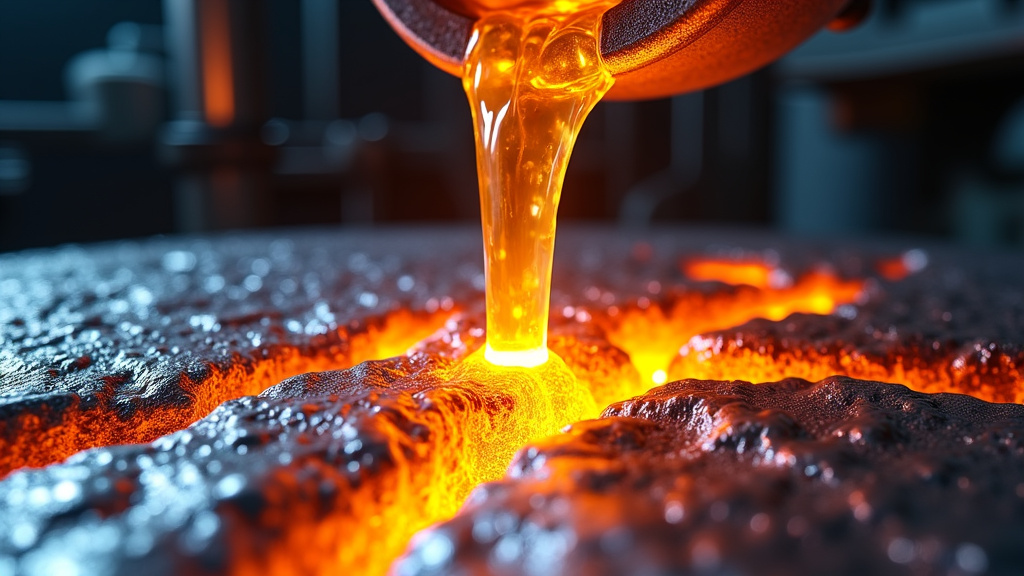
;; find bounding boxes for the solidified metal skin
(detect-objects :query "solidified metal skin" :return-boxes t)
[396,377,1024,575]
[671,245,1024,404]
[3,228,1024,575]
[0,226,866,477]
[0,231,473,476]
[0,328,598,576]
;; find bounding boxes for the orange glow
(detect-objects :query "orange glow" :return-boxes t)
[12,249,1024,573]
[875,257,909,281]
[0,309,448,478]
[875,249,929,281]
[8,0,1006,566]
[671,327,1024,405]
[683,258,778,289]
[464,0,617,366]
[200,0,235,127]
[255,349,596,576]
[605,267,865,391]
[214,262,870,575]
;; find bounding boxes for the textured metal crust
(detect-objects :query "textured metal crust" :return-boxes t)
[3,227,1024,575]
[396,376,1024,575]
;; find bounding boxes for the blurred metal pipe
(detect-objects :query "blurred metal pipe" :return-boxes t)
[162,0,202,119]
[161,0,274,232]
[619,92,705,226]
[163,0,268,127]
[302,0,341,121]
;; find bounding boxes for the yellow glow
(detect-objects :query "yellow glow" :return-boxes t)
[652,369,668,385]
[485,344,549,368]
[254,347,598,576]
[810,294,834,314]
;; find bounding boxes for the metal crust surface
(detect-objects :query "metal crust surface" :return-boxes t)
[3,227,1024,575]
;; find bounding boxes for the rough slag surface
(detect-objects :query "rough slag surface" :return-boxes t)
[1,227,1024,575]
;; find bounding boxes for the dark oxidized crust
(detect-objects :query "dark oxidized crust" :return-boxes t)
[0,230,477,476]
[3,227,1024,575]
[397,377,1024,575]
[671,242,1024,404]
[0,351,474,576]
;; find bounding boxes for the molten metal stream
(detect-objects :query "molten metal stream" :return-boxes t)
[463,0,619,367]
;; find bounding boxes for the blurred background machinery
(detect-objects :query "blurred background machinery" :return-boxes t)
[0,0,1022,251]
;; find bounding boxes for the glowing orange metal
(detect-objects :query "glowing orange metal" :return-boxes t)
[373,0,853,100]
[607,265,865,390]
[200,0,236,127]
[683,258,777,289]
[0,310,447,479]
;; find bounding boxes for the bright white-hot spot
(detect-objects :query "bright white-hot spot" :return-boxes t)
[484,344,550,368]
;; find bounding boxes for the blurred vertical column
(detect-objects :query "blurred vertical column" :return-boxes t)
[618,93,704,226]
[160,0,274,232]
[300,0,374,222]
[302,0,339,122]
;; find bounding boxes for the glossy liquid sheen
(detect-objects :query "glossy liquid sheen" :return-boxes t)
[463,0,617,367]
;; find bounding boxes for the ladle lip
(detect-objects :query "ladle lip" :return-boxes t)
[373,0,719,76]
[372,0,857,100]
[599,0,739,76]
[372,0,473,74]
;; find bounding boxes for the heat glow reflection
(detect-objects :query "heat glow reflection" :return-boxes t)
[606,266,865,392]
[0,309,447,479]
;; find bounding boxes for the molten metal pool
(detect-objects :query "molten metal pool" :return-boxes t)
[0,227,1022,575]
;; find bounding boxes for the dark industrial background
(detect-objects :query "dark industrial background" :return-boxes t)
[1,0,1022,252]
